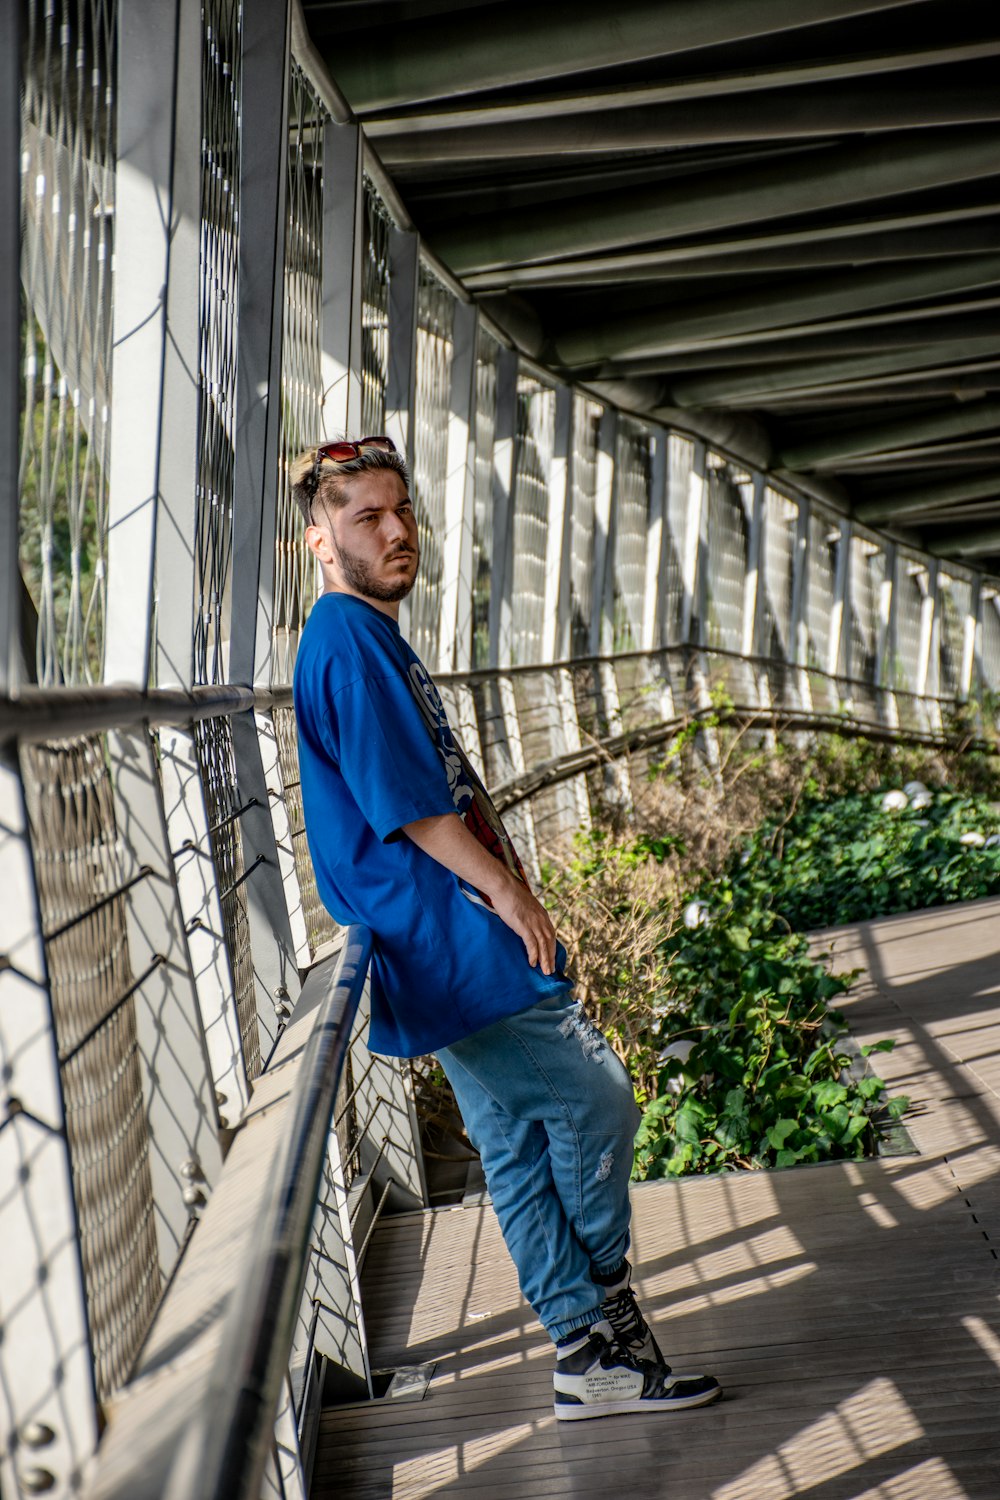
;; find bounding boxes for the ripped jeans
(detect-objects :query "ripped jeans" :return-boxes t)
[437,993,642,1342]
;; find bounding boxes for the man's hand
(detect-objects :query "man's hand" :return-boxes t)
[488,868,557,974]
[400,811,558,974]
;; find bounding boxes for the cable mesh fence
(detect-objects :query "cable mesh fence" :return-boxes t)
[195,0,242,686]
[612,418,651,652]
[849,532,884,689]
[805,511,840,707]
[193,715,261,1081]
[568,395,601,656]
[664,434,695,644]
[274,61,328,686]
[981,588,1000,695]
[274,704,338,957]
[18,0,117,686]
[761,488,798,662]
[704,454,750,654]
[938,569,971,699]
[360,177,392,437]
[409,264,454,665]
[509,376,554,665]
[893,552,929,696]
[20,735,161,1403]
[471,330,500,668]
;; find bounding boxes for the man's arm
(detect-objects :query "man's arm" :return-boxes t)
[401,812,557,975]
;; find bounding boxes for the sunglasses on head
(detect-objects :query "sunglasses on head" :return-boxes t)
[314,435,397,467]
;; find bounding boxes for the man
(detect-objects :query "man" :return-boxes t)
[291,436,721,1419]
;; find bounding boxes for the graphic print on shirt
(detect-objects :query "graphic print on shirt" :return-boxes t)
[406,661,528,896]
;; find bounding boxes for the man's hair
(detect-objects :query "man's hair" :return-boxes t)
[289,441,411,526]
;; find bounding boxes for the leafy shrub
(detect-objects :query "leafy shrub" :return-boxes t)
[731,786,1000,930]
[634,896,906,1179]
[543,735,1000,1180]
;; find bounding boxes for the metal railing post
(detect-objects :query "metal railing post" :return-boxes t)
[878,541,899,726]
[681,441,707,647]
[226,0,309,1056]
[0,0,18,695]
[829,518,852,690]
[543,386,573,665]
[963,573,981,703]
[489,347,519,670]
[103,0,224,1263]
[440,299,479,673]
[790,495,812,710]
[321,122,365,441]
[590,409,617,659]
[386,227,420,642]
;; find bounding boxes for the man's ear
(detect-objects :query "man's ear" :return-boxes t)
[304,522,335,565]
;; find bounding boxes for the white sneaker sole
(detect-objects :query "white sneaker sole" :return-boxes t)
[554,1385,722,1420]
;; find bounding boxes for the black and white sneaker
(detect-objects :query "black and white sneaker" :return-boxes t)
[599,1271,664,1363]
[553,1321,722,1421]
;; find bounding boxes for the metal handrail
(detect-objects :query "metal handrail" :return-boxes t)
[166,925,373,1500]
[491,700,1000,813]
[435,640,970,710]
[0,681,294,744]
[0,639,974,746]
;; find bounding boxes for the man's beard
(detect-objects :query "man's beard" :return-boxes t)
[331,534,419,603]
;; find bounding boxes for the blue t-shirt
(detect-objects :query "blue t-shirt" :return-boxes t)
[292,592,571,1057]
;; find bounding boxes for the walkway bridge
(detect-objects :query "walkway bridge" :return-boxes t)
[4,2,1000,1496]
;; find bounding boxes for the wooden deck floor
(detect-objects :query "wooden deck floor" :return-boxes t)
[316,898,1000,1499]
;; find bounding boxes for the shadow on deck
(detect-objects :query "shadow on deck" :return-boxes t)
[315,899,1000,1499]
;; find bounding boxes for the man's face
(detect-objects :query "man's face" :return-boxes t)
[310,468,420,605]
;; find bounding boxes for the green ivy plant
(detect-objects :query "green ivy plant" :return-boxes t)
[634,901,907,1179]
[633,780,1000,1178]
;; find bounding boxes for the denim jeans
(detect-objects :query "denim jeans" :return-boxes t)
[437,993,642,1342]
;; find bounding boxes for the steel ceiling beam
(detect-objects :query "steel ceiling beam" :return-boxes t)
[363,38,1000,132]
[437,128,1000,276]
[856,475,1000,524]
[931,524,1000,557]
[760,373,1000,410]
[598,315,1000,378]
[712,363,1000,409]
[830,443,1000,474]
[668,338,1000,407]
[473,222,1000,290]
[776,400,1000,468]
[549,258,1000,367]
[329,0,931,113]
[374,85,1000,166]
[911,502,1000,523]
[461,202,1000,291]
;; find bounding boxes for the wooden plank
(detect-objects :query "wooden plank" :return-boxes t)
[316,898,1000,1499]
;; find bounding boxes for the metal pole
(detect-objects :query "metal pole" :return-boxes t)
[321,122,365,441]
[488,347,518,669]
[224,0,306,1049]
[680,441,706,645]
[440,300,478,672]
[103,0,224,1273]
[105,0,201,689]
[829,519,851,684]
[963,573,981,702]
[590,409,618,657]
[643,428,667,652]
[878,541,899,726]
[790,495,812,709]
[385,228,420,461]
[230,0,291,691]
[543,386,573,664]
[0,0,19,695]
[742,475,765,659]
